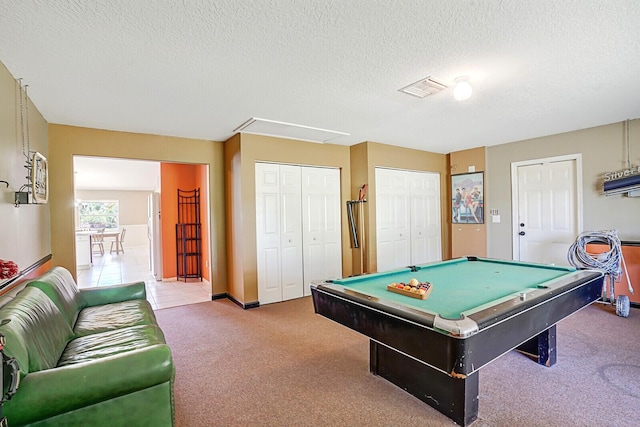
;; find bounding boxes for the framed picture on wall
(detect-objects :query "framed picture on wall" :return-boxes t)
[452,172,484,224]
[31,152,48,204]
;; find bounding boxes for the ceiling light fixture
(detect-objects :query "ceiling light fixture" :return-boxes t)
[453,76,473,101]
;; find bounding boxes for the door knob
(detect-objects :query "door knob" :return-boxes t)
[519,231,526,236]
[520,223,525,227]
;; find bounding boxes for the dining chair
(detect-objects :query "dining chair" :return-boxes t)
[91,228,105,256]
[110,228,126,254]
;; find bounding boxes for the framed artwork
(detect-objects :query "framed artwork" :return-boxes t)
[452,172,484,224]
[31,152,48,203]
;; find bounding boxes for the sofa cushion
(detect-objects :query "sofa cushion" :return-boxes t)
[73,300,158,337]
[0,287,74,375]
[58,325,167,367]
[27,267,86,327]
[80,281,147,307]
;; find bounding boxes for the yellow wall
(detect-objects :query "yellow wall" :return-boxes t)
[350,141,449,272]
[223,134,245,301]
[48,125,227,293]
[0,61,50,274]
[224,133,351,305]
[224,136,451,305]
[349,143,369,274]
[449,147,487,258]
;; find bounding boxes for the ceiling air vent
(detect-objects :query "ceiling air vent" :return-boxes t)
[399,76,448,98]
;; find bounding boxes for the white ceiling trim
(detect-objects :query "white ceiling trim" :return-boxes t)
[234,117,350,143]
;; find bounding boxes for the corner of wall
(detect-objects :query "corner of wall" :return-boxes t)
[449,147,487,258]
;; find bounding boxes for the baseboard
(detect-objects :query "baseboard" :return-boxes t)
[215,293,259,309]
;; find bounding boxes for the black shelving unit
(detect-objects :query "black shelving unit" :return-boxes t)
[176,188,202,282]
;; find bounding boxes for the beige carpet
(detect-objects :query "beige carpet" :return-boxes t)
[155,297,640,426]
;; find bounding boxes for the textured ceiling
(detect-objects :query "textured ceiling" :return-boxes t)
[1,1,639,153]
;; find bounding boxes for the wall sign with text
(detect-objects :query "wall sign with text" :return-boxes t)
[31,152,48,203]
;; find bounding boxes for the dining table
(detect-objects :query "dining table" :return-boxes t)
[82,230,122,263]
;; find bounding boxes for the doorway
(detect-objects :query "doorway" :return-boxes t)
[73,156,212,309]
[511,154,583,265]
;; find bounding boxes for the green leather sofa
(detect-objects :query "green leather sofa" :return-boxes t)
[0,267,174,426]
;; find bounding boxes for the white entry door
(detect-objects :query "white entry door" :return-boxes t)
[513,155,582,266]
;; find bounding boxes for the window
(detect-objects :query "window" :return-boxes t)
[78,200,119,230]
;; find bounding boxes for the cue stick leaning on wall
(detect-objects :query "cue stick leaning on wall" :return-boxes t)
[358,184,367,274]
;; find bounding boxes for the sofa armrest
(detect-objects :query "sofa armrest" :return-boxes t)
[4,344,173,426]
[80,281,147,306]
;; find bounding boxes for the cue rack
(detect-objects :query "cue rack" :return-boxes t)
[347,184,367,275]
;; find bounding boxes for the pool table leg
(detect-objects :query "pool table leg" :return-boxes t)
[369,341,479,426]
[515,325,557,367]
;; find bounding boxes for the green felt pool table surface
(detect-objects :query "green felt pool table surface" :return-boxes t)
[331,257,577,319]
[312,256,604,426]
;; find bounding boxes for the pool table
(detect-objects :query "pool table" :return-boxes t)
[310,257,604,426]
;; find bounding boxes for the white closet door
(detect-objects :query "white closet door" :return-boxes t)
[279,165,304,301]
[375,168,411,272]
[322,169,342,283]
[302,167,342,296]
[255,163,284,304]
[256,163,303,304]
[409,171,442,265]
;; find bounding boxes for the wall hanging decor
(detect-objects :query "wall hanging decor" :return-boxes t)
[452,172,484,224]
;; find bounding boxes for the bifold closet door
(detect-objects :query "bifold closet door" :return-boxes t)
[302,167,342,296]
[279,165,304,301]
[376,168,442,272]
[375,168,411,272]
[255,163,303,304]
[409,171,442,265]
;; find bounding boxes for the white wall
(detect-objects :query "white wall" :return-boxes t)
[75,190,151,247]
[118,224,148,248]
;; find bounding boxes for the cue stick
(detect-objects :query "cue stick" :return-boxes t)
[360,202,365,274]
[358,184,368,274]
[347,201,358,248]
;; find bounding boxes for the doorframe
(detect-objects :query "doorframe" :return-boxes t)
[72,156,214,286]
[510,153,583,261]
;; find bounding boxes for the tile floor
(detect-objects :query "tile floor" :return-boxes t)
[77,246,211,310]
